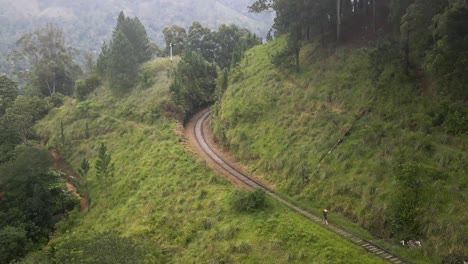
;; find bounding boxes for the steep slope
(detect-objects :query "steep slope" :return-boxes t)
[211,37,468,262]
[30,57,385,263]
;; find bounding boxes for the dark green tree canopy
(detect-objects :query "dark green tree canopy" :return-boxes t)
[97,11,152,95]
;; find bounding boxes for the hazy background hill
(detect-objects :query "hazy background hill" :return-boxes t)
[0,0,273,71]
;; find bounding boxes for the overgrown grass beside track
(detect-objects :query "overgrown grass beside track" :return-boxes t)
[29,57,385,263]
[211,37,467,263]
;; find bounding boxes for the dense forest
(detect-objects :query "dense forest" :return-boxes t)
[249,0,467,101]
[0,0,467,263]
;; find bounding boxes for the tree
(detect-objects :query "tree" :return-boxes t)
[96,12,152,95]
[170,49,217,120]
[95,143,114,197]
[2,95,50,144]
[400,0,450,74]
[214,24,243,69]
[0,75,18,116]
[163,25,187,56]
[77,158,91,201]
[0,226,29,264]
[114,12,152,64]
[187,21,216,62]
[0,146,60,246]
[424,3,468,99]
[108,30,137,95]
[10,23,81,96]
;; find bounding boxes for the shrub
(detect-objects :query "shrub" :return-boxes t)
[75,74,100,101]
[0,226,29,264]
[432,102,468,135]
[46,93,65,108]
[230,187,267,213]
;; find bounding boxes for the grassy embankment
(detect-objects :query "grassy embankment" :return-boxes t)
[31,57,385,263]
[211,37,467,263]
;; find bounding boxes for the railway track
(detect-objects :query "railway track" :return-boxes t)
[189,108,410,264]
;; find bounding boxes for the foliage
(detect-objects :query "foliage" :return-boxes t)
[230,187,267,213]
[0,226,29,264]
[0,95,52,157]
[211,37,468,261]
[0,145,67,261]
[77,158,91,199]
[75,74,100,101]
[369,37,401,85]
[0,75,18,116]
[170,49,217,120]
[95,143,114,197]
[10,23,81,97]
[424,4,468,99]
[33,56,385,264]
[96,12,151,95]
[431,102,468,135]
[163,25,186,56]
[251,0,468,100]
[390,162,426,239]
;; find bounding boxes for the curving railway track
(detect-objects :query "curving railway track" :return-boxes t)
[188,108,409,264]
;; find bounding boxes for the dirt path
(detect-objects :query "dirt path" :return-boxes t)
[50,148,89,212]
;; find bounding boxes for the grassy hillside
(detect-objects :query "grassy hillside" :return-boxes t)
[29,57,385,263]
[211,37,468,262]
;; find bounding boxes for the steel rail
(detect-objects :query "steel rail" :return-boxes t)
[191,108,409,264]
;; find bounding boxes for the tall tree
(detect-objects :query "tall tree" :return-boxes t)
[170,49,217,120]
[108,30,137,94]
[10,24,81,96]
[187,21,216,62]
[96,11,152,95]
[114,12,152,64]
[424,2,468,99]
[163,25,187,56]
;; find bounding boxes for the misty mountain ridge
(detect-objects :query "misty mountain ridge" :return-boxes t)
[0,0,273,54]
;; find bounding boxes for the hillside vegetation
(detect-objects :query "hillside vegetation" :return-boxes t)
[28,57,385,263]
[211,36,467,262]
[0,0,272,73]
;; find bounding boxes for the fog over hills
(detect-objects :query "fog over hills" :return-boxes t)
[0,0,273,58]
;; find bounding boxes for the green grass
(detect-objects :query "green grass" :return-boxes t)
[31,57,386,263]
[211,36,467,263]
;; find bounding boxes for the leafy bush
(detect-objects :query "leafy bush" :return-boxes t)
[369,37,400,85]
[45,93,65,108]
[432,102,468,135]
[0,226,29,264]
[270,48,294,69]
[74,74,100,101]
[230,187,267,213]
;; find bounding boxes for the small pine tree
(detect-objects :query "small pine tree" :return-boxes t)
[77,158,91,200]
[95,143,114,198]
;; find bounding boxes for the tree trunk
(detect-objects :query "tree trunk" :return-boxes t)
[337,0,341,44]
[295,46,300,72]
[404,28,410,75]
[373,0,376,33]
[320,17,325,47]
[60,120,65,147]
